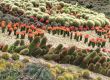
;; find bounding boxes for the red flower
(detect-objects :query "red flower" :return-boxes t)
[30,25,36,30]
[16,31,20,35]
[102,48,107,52]
[28,33,34,38]
[40,18,44,22]
[45,20,49,24]
[9,28,13,31]
[84,34,89,38]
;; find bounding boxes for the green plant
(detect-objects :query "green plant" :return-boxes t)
[11,53,19,60]
[54,44,63,54]
[107,69,110,77]
[68,46,76,55]
[82,70,90,79]
[1,53,10,60]
[86,20,95,28]
[93,55,100,64]
[2,44,8,52]
[22,58,29,63]
[24,63,54,80]
[72,19,81,27]
[83,51,97,65]
[13,40,20,46]
[88,63,94,71]
[94,62,102,73]
[100,68,107,76]
[96,77,102,80]
[14,45,27,53]
[57,76,65,80]
[20,48,29,55]
[40,37,47,48]
[29,36,40,55]
[20,39,25,46]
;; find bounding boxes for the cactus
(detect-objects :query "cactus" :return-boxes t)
[94,62,102,73]
[54,44,63,54]
[100,68,107,76]
[70,32,73,39]
[60,48,68,58]
[40,37,47,47]
[83,51,97,65]
[8,45,16,53]
[57,76,65,80]
[20,39,25,46]
[14,45,27,53]
[99,56,107,64]
[63,72,73,80]
[20,48,29,55]
[2,53,10,60]
[2,44,8,52]
[22,58,29,63]
[107,69,110,77]
[11,53,19,60]
[29,36,40,55]
[60,55,71,63]
[86,20,95,28]
[95,48,101,53]
[68,46,76,55]
[93,55,100,64]
[82,70,90,79]
[73,55,84,66]
[44,53,60,61]
[88,63,95,71]
[13,40,20,46]
[31,47,43,57]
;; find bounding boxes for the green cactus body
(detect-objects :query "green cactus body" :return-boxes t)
[73,55,84,66]
[14,45,27,53]
[94,62,102,73]
[11,53,19,60]
[84,38,88,43]
[20,39,25,46]
[93,56,100,64]
[54,44,63,54]
[13,40,20,46]
[2,45,8,52]
[107,69,110,77]
[99,56,107,64]
[29,37,40,55]
[68,46,76,55]
[88,63,95,71]
[20,48,29,55]
[83,51,96,64]
[40,37,47,47]
[2,53,10,60]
